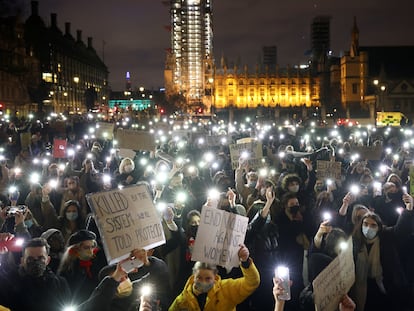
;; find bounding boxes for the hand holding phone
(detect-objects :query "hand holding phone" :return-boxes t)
[274,266,291,301]
[120,257,144,273]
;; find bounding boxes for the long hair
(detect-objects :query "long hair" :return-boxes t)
[352,211,383,252]
[58,240,98,274]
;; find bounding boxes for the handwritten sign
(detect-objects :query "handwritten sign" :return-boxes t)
[86,185,165,264]
[116,129,156,151]
[191,207,248,269]
[313,239,355,311]
[316,160,342,181]
[53,139,67,158]
[96,122,114,140]
[229,141,263,169]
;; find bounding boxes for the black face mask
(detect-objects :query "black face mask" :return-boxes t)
[25,259,47,277]
[289,205,300,215]
[188,225,198,237]
[387,192,401,200]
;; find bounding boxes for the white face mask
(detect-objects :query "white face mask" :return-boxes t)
[124,164,133,173]
[362,225,378,240]
[288,185,299,193]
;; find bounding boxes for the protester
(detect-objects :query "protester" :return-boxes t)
[57,229,107,305]
[0,235,71,311]
[169,244,260,311]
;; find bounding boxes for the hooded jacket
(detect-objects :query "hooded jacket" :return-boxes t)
[169,259,260,311]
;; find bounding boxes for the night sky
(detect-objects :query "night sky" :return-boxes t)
[18,0,414,91]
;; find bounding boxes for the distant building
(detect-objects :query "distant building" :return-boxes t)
[340,17,414,118]
[0,14,39,115]
[213,60,320,110]
[24,1,109,114]
[262,46,278,71]
[164,0,214,113]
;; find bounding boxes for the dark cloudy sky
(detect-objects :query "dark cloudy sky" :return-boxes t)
[19,0,414,91]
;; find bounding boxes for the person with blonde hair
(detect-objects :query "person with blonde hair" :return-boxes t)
[169,244,260,311]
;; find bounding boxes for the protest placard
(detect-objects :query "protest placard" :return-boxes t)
[313,239,355,311]
[20,132,31,150]
[53,139,67,158]
[86,184,165,264]
[316,160,342,181]
[191,207,248,269]
[229,141,263,169]
[351,145,383,160]
[115,129,156,151]
[95,122,114,140]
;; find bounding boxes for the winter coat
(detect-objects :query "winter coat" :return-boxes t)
[169,259,260,311]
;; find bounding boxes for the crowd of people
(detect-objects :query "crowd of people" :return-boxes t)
[0,113,413,311]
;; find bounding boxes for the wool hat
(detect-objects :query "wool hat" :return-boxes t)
[40,228,61,241]
[67,229,96,246]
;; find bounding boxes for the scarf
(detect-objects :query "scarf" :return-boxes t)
[366,237,385,293]
[79,259,93,278]
[353,236,385,311]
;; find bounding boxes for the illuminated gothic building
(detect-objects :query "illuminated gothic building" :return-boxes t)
[212,61,320,110]
[164,0,214,111]
[340,17,414,118]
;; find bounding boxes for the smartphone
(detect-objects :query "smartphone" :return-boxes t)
[120,258,144,273]
[0,237,24,252]
[6,205,27,216]
[275,266,291,301]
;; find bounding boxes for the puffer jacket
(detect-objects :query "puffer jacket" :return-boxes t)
[169,259,260,311]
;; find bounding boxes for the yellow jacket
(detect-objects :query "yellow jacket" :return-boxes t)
[169,259,260,311]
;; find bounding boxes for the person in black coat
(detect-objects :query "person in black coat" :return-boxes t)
[79,249,172,311]
[0,236,71,311]
[349,195,414,311]
[58,229,107,305]
[244,186,279,311]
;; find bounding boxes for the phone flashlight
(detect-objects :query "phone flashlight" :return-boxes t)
[350,184,360,195]
[274,266,291,301]
[322,212,332,222]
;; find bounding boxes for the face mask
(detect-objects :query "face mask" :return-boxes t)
[260,188,266,197]
[25,259,47,277]
[66,211,78,221]
[116,278,133,298]
[193,281,214,294]
[124,165,133,173]
[289,205,300,215]
[362,226,378,240]
[248,181,257,188]
[288,185,299,193]
[25,219,34,228]
[387,192,400,200]
[315,186,324,192]
[188,225,198,237]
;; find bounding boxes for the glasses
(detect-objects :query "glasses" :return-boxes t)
[67,181,76,185]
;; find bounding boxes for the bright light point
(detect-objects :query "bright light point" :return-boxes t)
[30,173,40,184]
[275,266,289,278]
[176,192,187,203]
[339,241,348,251]
[208,189,220,200]
[157,202,167,212]
[396,207,404,215]
[204,152,214,162]
[63,306,77,311]
[323,212,332,221]
[350,184,360,195]
[141,285,152,297]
